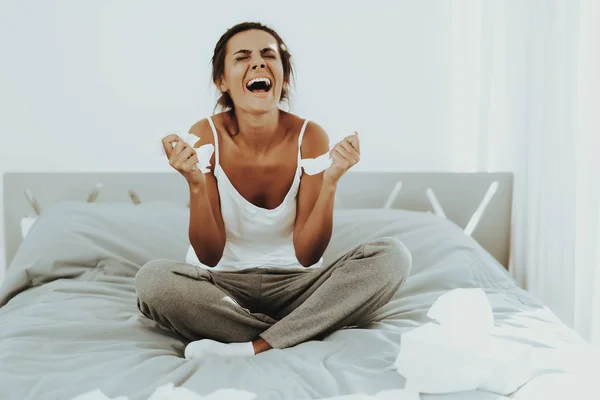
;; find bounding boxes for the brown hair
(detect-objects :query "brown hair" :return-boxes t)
[211,22,295,114]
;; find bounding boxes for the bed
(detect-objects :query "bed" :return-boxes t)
[0,171,594,400]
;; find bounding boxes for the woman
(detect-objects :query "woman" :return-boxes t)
[134,22,412,359]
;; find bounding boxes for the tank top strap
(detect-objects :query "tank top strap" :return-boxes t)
[297,119,309,163]
[207,116,220,167]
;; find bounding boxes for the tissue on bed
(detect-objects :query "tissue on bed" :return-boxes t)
[426,288,494,337]
[71,384,257,400]
[320,389,420,399]
[394,322,490,394]
[393,288,535,395]
[71,385,417,400]
[71,389,127,400]
[475,337,535,394]
[148,384,256,400]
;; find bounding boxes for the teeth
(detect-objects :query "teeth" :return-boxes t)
[247,77,271,87]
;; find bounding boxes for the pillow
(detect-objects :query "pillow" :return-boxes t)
[1,201,190,307]
[322,208,512,282]
[2,204,511,308]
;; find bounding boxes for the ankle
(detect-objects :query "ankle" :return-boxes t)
[252,338,273,354]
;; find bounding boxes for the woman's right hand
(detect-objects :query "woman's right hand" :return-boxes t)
[162,133,206,187]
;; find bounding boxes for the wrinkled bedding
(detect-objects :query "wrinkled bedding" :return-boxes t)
[0,202,590,400]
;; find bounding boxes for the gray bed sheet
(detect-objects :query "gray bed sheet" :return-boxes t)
[0,203,589,400]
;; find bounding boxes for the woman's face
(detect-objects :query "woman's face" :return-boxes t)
[219,29,285,114]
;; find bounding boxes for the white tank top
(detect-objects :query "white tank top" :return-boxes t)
[185,116,324,271]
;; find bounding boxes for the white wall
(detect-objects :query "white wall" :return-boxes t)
[0,0,455,274]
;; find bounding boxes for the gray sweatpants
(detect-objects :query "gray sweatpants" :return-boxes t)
[134,237,411,349]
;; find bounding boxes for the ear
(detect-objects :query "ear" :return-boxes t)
[217,76,228,93]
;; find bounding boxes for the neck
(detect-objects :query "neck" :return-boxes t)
[232,108,281,154]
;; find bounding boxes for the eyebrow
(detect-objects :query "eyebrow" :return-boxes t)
[233,47,276,56]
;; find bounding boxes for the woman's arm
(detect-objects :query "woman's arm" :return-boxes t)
[188,120,227,267]
[293,122,336,267]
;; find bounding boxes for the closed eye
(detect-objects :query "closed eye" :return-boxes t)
[235,55,276,62]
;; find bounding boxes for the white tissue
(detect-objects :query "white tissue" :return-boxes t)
[147,383,256,400]
[20,216,38,238]
[475,337,535,394]
[393,288,535,395]
[154,133,214,174]
[300,152,334,175]
[427,287,494,337]
[71,383,257,400]
[394,323,490,394]
[71,389,127,400]
[147,383,202,400]
[299,131,360,176]
[320,389,420,400]
[70,385,419,400]
[152,131,357,176]
[193,143,215,174]
[166,133,200,151]
[198,389,257,400]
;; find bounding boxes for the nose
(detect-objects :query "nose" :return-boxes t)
[252,59,266,70]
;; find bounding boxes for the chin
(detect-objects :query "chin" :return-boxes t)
[240,91,282,114]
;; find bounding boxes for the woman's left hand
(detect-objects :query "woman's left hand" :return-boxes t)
[323,131,360,185]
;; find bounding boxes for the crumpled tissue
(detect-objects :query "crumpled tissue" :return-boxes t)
[299,152,334,175]
[300,132,360,175]
[153,133,214,174]
[320,389,420,399]
[70,385,418,400]
[71,383,257,400]
[151,130,360,176]
[147,384,256,400]
[71,389,128,400]
[393,288,535,396]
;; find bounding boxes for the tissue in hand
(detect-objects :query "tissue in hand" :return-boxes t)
[154,133,214,174]
[299,152,334,175]
[299,132,360,175]
[393,288,534,395]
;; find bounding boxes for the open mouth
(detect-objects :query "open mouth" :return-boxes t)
[245,77,272,94]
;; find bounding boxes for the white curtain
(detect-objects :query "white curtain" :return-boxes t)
[450,0,600,343]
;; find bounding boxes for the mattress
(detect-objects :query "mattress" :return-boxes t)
[0,202,592,399]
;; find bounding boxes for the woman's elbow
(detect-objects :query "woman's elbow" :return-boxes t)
[294,237,330,268]
[298,259,315,268]
[189,240,224,268]
[191,251,220,268]
[295,250,319,268]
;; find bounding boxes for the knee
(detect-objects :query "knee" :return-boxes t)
[134,260,175,305]
[368,237,412,288]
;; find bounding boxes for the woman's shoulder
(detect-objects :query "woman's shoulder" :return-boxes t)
[290,114,330,159]
[279,112,329,148]
[187,113,226,148]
